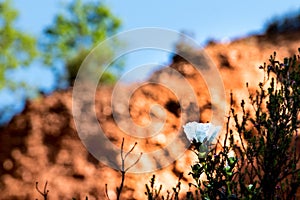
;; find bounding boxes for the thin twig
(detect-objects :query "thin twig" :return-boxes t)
[105,184,111,200]
[36,181,49,200]
[113,138,143,200]
[120,138,125,162]
[125,152,143,172]
[125,142,138,159]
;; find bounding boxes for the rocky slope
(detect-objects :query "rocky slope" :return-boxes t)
[0,31,300,199]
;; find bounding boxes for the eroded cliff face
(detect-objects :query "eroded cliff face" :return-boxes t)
[1,31,300,199]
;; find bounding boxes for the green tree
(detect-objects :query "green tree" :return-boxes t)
[41,0,122,85]
[0,0,37,88]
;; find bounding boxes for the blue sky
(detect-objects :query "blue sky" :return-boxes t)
[13,0,300,72]
[14,0,300,41]
[13,0,300,78]
[1,0,300,125]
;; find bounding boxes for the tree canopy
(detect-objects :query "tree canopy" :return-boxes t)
[41,0,122,84]
[0,0,37,88]
[0,0,122,125]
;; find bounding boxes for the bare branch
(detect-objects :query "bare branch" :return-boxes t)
[125,142,138,159]
[36,181,49,200]
[125,152,143,172]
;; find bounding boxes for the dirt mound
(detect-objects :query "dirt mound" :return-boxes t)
[1,31,300,199]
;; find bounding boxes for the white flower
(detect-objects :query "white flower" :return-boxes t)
[183,122,221,143]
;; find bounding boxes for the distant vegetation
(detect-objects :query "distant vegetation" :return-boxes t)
[0,0,37,88]
[41,0,122,85]
[0,0,122,125]
[265,9,300,34]
[0,0,122,89]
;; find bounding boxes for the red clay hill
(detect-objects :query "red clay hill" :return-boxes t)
[0,30,300,199]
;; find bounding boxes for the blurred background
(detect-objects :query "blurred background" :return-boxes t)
[1,0,300,125]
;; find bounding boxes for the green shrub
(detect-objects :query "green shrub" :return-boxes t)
[189,49,300,199]
[145,48,300,200]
